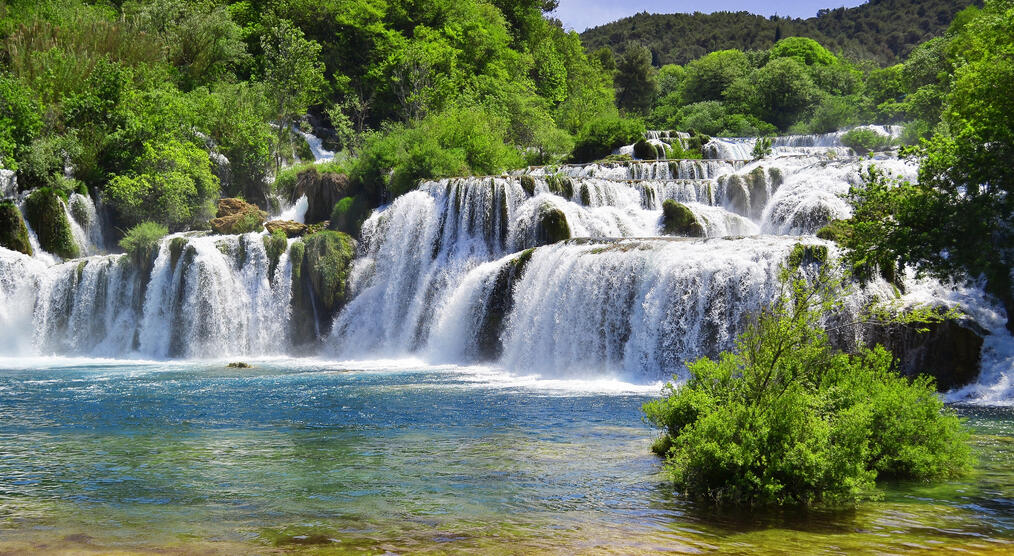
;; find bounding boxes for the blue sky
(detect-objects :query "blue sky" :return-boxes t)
[551,1,867,32]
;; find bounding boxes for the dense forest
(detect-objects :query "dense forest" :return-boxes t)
[580,0,982,66]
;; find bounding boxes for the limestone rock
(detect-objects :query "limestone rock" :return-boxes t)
[209,198,266,235]
[265,219,308,237]
[0,200,33,256]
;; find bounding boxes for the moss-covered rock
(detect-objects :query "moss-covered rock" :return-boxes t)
[263,229,288,280]
[289,231,355,341]
[865,316,984,391]
[535,204,570,246]
[661,200,704,237]
[633,139,659,160]
[23,188,79,258]
[0,200,33,255]
[294,167,352,224]
[329,195,371,237]
[476,248,535,359]
[579,184,591,206]
[545,174,574,199]
[209,198,266,235]
[787,243,829,268]
[168,236,188,269]
[519,175,536,196]
[265,219,308,237]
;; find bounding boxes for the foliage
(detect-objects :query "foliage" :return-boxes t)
[614,44,657,115]
[581,1,980,66]
[300,230,355,314]
[117,221,167,262]
[643,259,972,506]
[841,129,896,154]
[751,137,773,159]
[329,195,371,237]
[105,139,220,229]
[0,74,41,171]
[570,115,645,163]
[352,105,523,197]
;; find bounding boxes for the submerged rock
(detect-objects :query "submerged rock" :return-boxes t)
[265,219,307,237]
[661,200,704,237]
[0,200,33,255]
[209,198,266,234]
[23,188,79,258]
[226,361,251,368]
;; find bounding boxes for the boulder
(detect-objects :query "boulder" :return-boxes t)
[0,200,33,255]
[535,204,571,246]
[294,167,351,224]
[209,198,266,235]
[662,200,705,237]
[265,220,308,237]
[633,139,659,160]
[865,318,985,391]
[23,188,79,259]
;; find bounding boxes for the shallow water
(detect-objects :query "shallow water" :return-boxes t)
[0,359,1012,554]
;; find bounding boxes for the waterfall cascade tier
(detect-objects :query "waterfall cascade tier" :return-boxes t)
[1,128,1010,402]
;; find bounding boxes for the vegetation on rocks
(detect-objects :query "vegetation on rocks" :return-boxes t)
[329,195,371,238]
[300,231,355,318]
[209,198,266,235]
[22,188,78,258]
[662,200,704,237]
[118,221,167,266]
[0,199,32,255]
[535,204,570,245]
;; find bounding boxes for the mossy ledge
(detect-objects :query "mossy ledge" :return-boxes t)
[289,231,355,342]
[661,200,704,237]
[0,200,33,255]
[23,188,79,259]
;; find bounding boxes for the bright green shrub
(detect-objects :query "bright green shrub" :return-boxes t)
[570,115,645,163]
[841,128,896,154]
[105,139,219,229]
[770,37,838,67]
[118,221,168,264]
[0,75,42,171]
[644,261,971,507]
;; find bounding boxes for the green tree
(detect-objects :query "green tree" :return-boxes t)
[261,19,325,165]
[614,44,657,115]
[681,49,751,104]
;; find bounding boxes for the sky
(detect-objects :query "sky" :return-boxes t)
[551,1,868,32]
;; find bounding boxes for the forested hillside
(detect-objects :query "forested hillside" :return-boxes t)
[580,0,981,65]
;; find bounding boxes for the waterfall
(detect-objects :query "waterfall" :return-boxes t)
[0,232,294,358]
[1,125,1010,402]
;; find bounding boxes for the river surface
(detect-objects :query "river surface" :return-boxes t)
[1,358,1012,554]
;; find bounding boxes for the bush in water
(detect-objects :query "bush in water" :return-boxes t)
[118,221,167,265]
[643,256,972,507]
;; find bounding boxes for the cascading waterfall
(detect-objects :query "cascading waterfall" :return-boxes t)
[1,127,1010,401]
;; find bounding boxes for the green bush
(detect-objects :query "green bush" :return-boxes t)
[105,139,220,229]
[118,221,167,264]
[841,128,896,154]
[570,115,645,163]
[0,74,43,171]
[644,261,971,507]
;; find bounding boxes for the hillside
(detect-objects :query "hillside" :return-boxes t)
[579,0,981,66]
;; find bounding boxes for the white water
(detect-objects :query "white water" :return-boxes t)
[1,127,1011,402]
[274,194,309,224]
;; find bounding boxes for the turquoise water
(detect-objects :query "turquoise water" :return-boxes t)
[1,359,1012,554]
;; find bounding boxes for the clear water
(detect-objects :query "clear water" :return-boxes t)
[1,359,1012,553]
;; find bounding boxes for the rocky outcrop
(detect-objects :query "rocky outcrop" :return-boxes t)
[0,200,33,255]
[289,231,355,343]
[662,200,704,237]
[476,249,534,359]
[265,220,307,237]
[535,203,571,246]
[209,198,266,235]
[864,317,985,392]
[23,188,79,259]
[294,167,351,224]
[633,139,659,160]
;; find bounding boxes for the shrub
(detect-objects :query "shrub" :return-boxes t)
[570,115,645,163]
[105,139,220,229]
[751,137,773,159]
[118,221,167,264]
[0,74,42,170]
[841,128,896,154]
[643,260,971,507]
